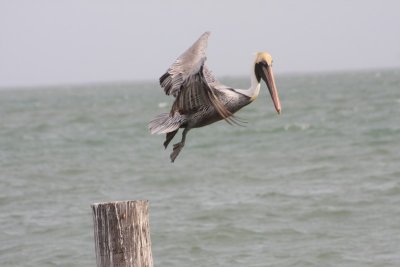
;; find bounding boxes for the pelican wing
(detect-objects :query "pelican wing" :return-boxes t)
[171,64,241,125]
[160,31,212,97]
[160,32,238,125]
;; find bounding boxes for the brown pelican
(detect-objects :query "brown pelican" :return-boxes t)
[149,32,281,162]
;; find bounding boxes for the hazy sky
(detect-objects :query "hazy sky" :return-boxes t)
[1,0,399,87]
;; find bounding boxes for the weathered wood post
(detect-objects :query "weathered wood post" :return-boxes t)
[91,200,153,267]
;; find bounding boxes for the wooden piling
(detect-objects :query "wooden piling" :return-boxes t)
[91,200,153,267]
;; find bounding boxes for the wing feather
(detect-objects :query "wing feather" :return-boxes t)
[171,66,241,125]
[160,31,241,125]
[160,32,210,97]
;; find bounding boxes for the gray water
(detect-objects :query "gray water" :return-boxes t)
[1,69,399,266]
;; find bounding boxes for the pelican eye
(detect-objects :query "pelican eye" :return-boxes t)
[261,60,270,67]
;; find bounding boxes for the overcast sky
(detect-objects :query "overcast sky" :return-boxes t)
[1,0,399,87]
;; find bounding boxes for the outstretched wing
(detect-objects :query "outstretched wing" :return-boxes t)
[159,32,238,125]
[160,31,211,97]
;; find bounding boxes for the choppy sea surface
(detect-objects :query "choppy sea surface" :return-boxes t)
[1,69,399,267]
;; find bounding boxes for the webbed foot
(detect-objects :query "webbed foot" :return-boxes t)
[170,142,184,162]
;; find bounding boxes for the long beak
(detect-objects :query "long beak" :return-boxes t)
[261,64,281,114]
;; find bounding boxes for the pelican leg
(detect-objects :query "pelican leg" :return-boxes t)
[164,129,178,149]
[170,128,189,163]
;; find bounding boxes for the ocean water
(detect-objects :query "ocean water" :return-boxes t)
[0,69,399,266]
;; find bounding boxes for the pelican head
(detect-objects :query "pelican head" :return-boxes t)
[255,52,281,114]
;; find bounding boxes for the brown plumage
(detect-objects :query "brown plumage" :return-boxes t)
[149,32,282,162]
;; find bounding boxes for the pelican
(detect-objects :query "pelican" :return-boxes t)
[149,32,281,162]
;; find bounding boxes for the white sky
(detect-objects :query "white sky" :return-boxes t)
[1,0,399,87]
